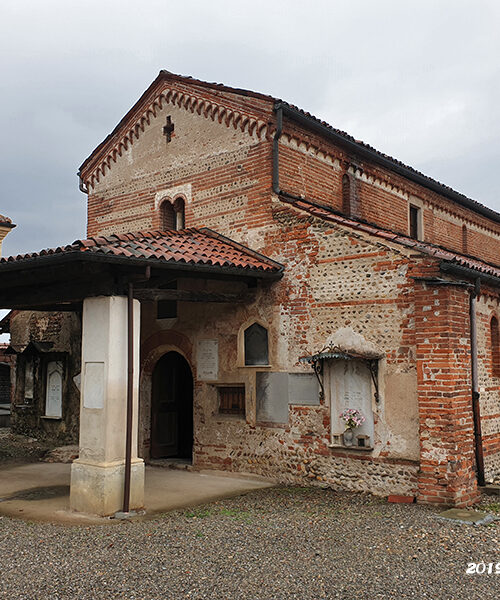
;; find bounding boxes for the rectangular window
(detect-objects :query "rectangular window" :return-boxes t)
[218,386,245,415]
[409,204,421,240]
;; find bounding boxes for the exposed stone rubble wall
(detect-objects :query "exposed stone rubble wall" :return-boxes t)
[9,311,81,444]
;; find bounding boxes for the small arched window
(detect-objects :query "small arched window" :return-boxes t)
[244,323,269,366]
[491,316,500,377]
[160,200,175,230]
[159,197,185,230]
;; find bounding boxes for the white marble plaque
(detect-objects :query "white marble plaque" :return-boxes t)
[24,358,34,400]
[197,339,219,381]
[45,361,63,417]
[83,362,105,409]
[328,359,374,445]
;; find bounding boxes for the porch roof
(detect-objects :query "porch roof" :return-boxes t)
[0,228,284,311]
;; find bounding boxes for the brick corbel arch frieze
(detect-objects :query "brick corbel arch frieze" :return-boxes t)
[83,86,270,190]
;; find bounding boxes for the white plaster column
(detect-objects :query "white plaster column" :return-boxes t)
[70,296,144,516]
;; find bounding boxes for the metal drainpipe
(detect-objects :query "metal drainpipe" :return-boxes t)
[470,278,485,487]
[122,267,150,513]
[123,281,134,513]
[272,105,283,195]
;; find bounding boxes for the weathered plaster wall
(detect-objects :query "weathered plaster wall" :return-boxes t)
[137,208,422,497]
[9,311,82,443]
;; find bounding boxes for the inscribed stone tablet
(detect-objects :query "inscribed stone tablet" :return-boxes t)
[197,339,219,381]
[256,372,289,423]
[45,361,63,417]
[288,373,319,405]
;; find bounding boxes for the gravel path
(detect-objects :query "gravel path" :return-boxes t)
[1,487,499,599]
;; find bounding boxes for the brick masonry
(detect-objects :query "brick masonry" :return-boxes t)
[12,73,500,505]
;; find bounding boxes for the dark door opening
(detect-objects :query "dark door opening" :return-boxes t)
[151,351,193,460]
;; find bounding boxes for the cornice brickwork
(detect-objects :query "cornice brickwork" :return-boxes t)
[82,85,270,191]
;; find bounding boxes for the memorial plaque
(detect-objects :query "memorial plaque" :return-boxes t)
[83,361,105,409]
[256,372,288,423]
[197,339,219,381]
[329,359,374,443]
[24,358,34,400]
[288,373,319,405]
[45,361,63,417]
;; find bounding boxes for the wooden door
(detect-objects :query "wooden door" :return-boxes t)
[151,352,193,459]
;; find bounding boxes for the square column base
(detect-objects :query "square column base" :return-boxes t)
[70,458,145,516]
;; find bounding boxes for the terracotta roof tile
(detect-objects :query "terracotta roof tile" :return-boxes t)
[0,213,14,227]
[0,228,284,274]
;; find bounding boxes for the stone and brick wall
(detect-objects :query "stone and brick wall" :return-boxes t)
[9,311,82,443]
[79,76,500,504]
[476,289,500,481]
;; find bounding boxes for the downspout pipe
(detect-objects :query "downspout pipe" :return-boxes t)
[122,266,150,514]
[469,278,485,487]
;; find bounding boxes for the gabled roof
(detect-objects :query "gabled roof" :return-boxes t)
[79,70,500,224]
[280,195,500,283]
[0,228,284,276]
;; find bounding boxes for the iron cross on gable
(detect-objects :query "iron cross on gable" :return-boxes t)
[163,116,175,143]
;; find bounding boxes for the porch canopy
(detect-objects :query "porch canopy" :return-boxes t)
[0,228,283,517]
[0,227,284,310]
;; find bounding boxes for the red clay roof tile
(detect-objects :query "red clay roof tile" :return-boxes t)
[0,228,284,274]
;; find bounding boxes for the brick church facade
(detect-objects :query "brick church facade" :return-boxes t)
[5,71,500,508]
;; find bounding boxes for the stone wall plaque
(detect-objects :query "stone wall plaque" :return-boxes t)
[83,362,104,409]
[197,339,219,381]
[329,359,374,444]
[256,372,288,423]
[288,373,319,405]
[45,361,63,417]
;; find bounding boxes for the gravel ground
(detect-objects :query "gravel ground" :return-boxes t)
[1,487,499,600]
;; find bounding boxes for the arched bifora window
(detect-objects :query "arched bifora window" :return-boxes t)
[244,323,269,366]
[160,200,175,230]
[491,316,500,377]
[174,197,185,229]
[159,196,186,231]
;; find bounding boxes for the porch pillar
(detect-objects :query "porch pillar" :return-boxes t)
[70,296,144,516]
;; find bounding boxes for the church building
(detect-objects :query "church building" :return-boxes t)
[1,71,499,515]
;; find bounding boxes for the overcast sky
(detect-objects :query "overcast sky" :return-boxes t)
[1,0,500,259]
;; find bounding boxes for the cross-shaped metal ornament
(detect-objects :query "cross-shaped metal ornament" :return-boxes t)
[163,116,175,143]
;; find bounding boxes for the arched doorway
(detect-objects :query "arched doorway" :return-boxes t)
[151,351,193,460]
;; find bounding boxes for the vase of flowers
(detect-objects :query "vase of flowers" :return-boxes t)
[340,408,365,446]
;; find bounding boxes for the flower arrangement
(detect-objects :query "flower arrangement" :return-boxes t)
[340,408,365,430]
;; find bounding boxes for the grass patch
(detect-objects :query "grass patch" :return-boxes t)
[183,507,212,519]
[482,502,500,514]
[219,507,253,522]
